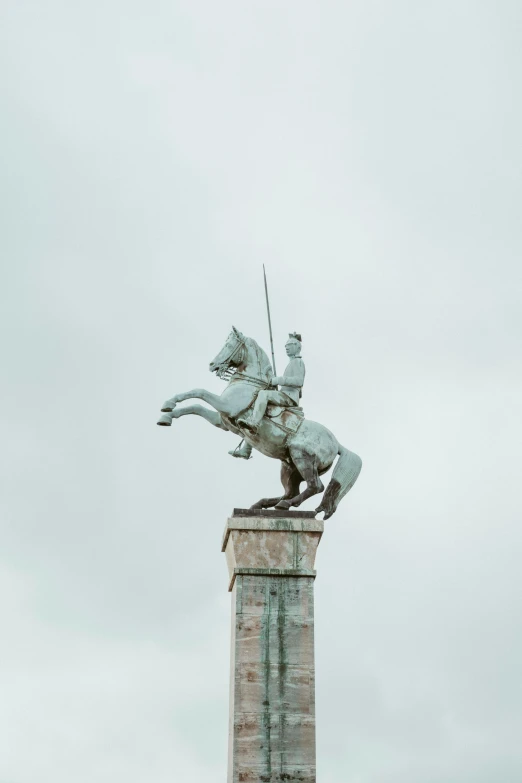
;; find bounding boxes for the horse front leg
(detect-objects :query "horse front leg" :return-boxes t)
[161,388,237,417]
[157,404,227,429]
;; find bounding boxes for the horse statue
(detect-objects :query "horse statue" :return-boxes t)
[157,327,362,519]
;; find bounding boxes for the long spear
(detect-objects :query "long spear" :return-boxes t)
[263,264,277,376]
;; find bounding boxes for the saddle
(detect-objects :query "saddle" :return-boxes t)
[265,404,304,434]
[235,402,305,437]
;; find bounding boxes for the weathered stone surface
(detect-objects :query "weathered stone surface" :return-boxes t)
[237,574,315,618]
[224,513,322,783]
[232,713,317,772]
[237,664,312,714]
[235,615,314,665]
[223,515,324,551]
[223,514,323,591]
[235,766,316,783]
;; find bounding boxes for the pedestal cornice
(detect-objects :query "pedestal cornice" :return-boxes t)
[222,509,324,591]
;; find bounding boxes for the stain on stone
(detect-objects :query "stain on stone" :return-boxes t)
[262,599,272,781]
[278,578,288,709]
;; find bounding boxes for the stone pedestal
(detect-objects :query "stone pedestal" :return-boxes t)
[222,509,324,783]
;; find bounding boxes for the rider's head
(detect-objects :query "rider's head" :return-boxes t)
[285,333,302,357]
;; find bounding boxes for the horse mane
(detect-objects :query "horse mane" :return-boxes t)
[245,336,273,382]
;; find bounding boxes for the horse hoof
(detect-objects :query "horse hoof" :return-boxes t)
[275,500,291,510]
[316,505,333,520]
[157,414,172,426]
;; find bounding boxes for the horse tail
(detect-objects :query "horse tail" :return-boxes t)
[316,444,362,520]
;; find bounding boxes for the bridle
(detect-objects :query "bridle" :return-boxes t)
[213,333,246,380]
[213,333,273,389]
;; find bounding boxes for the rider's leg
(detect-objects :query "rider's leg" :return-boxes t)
[229,440,253,459]
[249,389,271,426]
[250,390,291,427]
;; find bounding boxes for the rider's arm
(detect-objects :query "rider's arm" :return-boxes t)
[275,359,305,388]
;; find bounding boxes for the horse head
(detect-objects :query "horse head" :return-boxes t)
[209,327,272,383]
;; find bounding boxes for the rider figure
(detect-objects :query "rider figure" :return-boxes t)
[229,333,305,459]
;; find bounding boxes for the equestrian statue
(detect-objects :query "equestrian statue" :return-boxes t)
[156,327,362,519]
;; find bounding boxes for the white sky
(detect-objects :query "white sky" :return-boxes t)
[1,1,521,781]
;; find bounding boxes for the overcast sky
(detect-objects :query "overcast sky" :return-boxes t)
[1,1,521,781]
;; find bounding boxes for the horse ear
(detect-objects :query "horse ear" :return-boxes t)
[232,325,241,337]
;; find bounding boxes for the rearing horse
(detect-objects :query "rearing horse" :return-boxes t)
[157,327,362,519]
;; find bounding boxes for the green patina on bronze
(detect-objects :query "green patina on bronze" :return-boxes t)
[157,326,362,519]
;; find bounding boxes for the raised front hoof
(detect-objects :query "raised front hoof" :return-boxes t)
[161,405,174,412]
[274,499,291,510]
[157,414,172,426]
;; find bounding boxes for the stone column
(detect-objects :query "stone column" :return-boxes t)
[222,509,324,783]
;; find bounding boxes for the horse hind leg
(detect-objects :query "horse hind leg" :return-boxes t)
[275,453,323,510]
[250,462,301,511]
